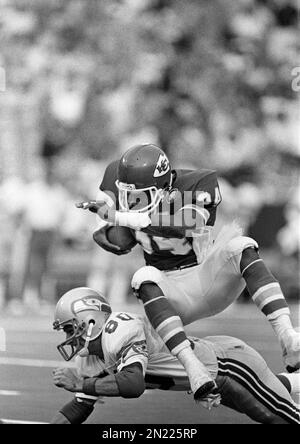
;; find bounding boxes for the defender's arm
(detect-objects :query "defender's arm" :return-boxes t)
[52,363,145,424]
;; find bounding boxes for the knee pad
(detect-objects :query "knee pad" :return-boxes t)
[131,266,164,292]
[226,236,258,257]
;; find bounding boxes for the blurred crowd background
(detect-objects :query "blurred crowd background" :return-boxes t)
[0,0,299,316]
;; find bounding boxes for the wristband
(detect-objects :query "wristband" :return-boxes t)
[82,378,98,397]
[114,211,151,230]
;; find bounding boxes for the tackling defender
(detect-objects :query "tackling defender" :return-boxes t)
[78,144,300,402]
[51,288,299,425]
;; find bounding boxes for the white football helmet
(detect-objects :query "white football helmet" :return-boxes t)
[53,287,112,361]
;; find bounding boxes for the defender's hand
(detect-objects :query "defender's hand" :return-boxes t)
[53,368,84,393]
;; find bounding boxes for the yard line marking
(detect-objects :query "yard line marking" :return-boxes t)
[0,390,21,396]
[0,357,76,368]
[0,419,48,424]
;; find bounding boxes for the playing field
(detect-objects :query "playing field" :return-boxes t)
[0,301,298,425]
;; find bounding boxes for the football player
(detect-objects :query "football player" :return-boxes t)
[78,144,300,402]
[51,288,300,425]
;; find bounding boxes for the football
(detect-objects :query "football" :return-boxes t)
[106,226,137,251]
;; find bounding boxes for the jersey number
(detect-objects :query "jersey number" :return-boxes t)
[197,186,222,206]
[135,232,192,256]
[105,313,134,334]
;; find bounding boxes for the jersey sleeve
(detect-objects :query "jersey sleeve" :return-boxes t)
[103,314,149,375]
[173,170,222,231]
[99,161,119,196]
[99,160,120,211]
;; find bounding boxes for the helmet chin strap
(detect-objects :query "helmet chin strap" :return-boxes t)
[79,320,95,358]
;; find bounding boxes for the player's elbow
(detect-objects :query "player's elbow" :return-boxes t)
[115,364,146,399]
[134,389,145,399]
[119,375,146,399]
[130,377,146,398]
[124,381,145,399]
[121,384,145,399]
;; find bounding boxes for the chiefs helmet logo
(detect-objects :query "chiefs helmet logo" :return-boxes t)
[154,154,170,178]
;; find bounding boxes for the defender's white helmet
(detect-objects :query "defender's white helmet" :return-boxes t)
[53,287,111,361]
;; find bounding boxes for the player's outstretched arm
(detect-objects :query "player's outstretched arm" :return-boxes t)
[51,364,145,424]
[78,363,145,399]
[53,363,145,399]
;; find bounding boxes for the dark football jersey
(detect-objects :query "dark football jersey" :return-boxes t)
[100,161,221,271]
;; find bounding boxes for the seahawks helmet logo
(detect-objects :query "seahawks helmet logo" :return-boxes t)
[73,298,102,314]
[154,154,170,178]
